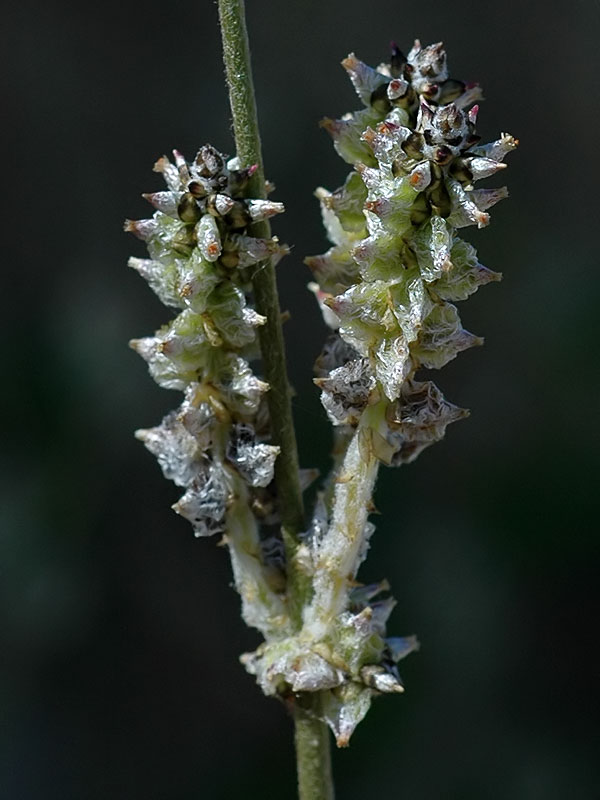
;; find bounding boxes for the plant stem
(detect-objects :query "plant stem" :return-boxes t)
[217,3,334,798]
[304,412,380,641]
[217,0,304,542]
[294,695,335,800]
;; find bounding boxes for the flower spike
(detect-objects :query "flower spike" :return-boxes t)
[296,40,517,744]
[126,146,293,639]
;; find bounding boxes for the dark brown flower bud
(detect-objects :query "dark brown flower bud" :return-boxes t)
[195,144,225,178]
[464,133,482,149]
[401,241,418,269]
[207,193,236,217]
[401,132,425,160]
[226,201,252,230]
[410,193,431,225]
[389,42,407,78]
[370,82,392,114]
[171,224,196,255]
[188,180,208,198]
[219,251,240,269]
[228,164,258,196]
[433,145,453,165]
[177,193,202,224]
[449,158,474,185]
[422,83,439,100]
[427,180,452,217]
[437,79,466,104]
[391,158,408,178]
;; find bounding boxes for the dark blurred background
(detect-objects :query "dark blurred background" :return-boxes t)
[2,0,599,797]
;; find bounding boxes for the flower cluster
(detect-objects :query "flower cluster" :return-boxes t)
[126,40,516,749]
[126,146,291,637]
[309,40,517,428]
[288,40,518,744]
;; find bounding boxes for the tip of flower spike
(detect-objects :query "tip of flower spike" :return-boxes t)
[386,635,421,662]
[246,199,285,222]
[152,155,183,191]
[319,117,339,137]
[502,132,519,149]
[308,282,340,329]
[475,186,510,210]
[455,83,484,109]
[304,255,321,272]
[142,191,183,218]
[152,155,175,178]
[172,149,186,168]
[128,337,145,354]
[468,104,479,124]
[134,428,150,443]
[127,257,161,282]
[124,218,157,241]
[171,149,191,184]
[341,52,359,72]
[410,38,421,55]
[360,664,405,693]
[389,41,407,71]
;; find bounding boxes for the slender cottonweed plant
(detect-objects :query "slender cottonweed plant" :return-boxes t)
[126,1,516,795]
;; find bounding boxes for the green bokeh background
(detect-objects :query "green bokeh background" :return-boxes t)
[3,1,599,797]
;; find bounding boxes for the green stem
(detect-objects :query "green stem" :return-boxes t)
[217,3,334,799]
[294,695,335,800]
[217,0,304,541]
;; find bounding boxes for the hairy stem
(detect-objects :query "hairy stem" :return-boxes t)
[294,695,335,800]
[217,0,304,542]
[217,2,333,797]
[305,410,380,640]
[226,482,291,641]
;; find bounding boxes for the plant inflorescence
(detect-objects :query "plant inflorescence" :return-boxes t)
[126,18,516,797]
